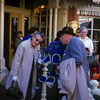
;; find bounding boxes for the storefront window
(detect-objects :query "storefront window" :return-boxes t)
[34,5,50,47]
[94,18,100,29]
[79,17,100,52]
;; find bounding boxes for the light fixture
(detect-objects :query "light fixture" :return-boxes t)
[41,5,45,9]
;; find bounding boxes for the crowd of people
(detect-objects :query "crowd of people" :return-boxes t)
[5,25,99,100]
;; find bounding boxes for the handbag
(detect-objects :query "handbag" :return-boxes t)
[6,80,23,99]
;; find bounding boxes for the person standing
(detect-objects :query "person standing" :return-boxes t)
[14,31,23,53]
[78,27,94,76]
[58,27,90,100]
[37,30,67,100]
[78,26,94,58]
[6,32,45,100]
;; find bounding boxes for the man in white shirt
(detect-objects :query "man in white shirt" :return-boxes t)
[78,26,94,57]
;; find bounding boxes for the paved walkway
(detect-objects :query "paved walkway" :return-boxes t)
[0,70,59,100]
[0,84,17,100]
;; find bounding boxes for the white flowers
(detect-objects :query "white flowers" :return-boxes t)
[92,88,100,96]
[90,80,99,89]
[90,80,100,97]
[88,88,95,100]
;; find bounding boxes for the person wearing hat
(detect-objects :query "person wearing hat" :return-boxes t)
[58,27,90,100]
[39,30,67,100]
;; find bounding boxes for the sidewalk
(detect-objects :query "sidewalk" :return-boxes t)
[0,85,17,100]
[0,70,58,100]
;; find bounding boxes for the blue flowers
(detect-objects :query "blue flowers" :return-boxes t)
[43,41,65,65]
[44,41,64,57]
[38,73,56,88]
[38,41,65,87]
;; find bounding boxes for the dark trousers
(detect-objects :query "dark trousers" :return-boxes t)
[25,59,34,100]
[25,77,32,100]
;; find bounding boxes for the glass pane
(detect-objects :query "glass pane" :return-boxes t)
[93,30,100,41]
[93,18,100,29]
[87,30,91,39]
[93,30,100,52]
[87,21,92,28]
[41,28,46,34]
[48,15,49,26]
[41,7,47,16]
[41,17,46,26]
[41,10,47,16]
[47,27,49,38]
[24,17,29,36]
[79,18,92,28]
[11,18,19,49]
[37,17,40,26]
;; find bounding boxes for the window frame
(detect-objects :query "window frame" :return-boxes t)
[79,16,100,52]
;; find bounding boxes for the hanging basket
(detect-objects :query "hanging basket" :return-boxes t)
[52,54,61,65]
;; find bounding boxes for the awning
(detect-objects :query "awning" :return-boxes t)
[93,0,100,4]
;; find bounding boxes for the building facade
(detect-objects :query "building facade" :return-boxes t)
[0,0,100,83]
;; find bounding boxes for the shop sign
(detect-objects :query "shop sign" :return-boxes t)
[77,7,100,16]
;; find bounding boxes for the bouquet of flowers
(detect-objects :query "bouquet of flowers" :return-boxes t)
[44,41,64,56]
[88,88,95,100]
[38,41,65,87]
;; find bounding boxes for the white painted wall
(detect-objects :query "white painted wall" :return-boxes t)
[57,8,68,31]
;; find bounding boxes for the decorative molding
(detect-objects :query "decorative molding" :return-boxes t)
[4,6,31,16]
[48,0,61,8]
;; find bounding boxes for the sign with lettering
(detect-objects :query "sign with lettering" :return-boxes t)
[77,7,100,16]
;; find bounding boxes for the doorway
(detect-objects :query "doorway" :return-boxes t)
[9,14,22,68]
